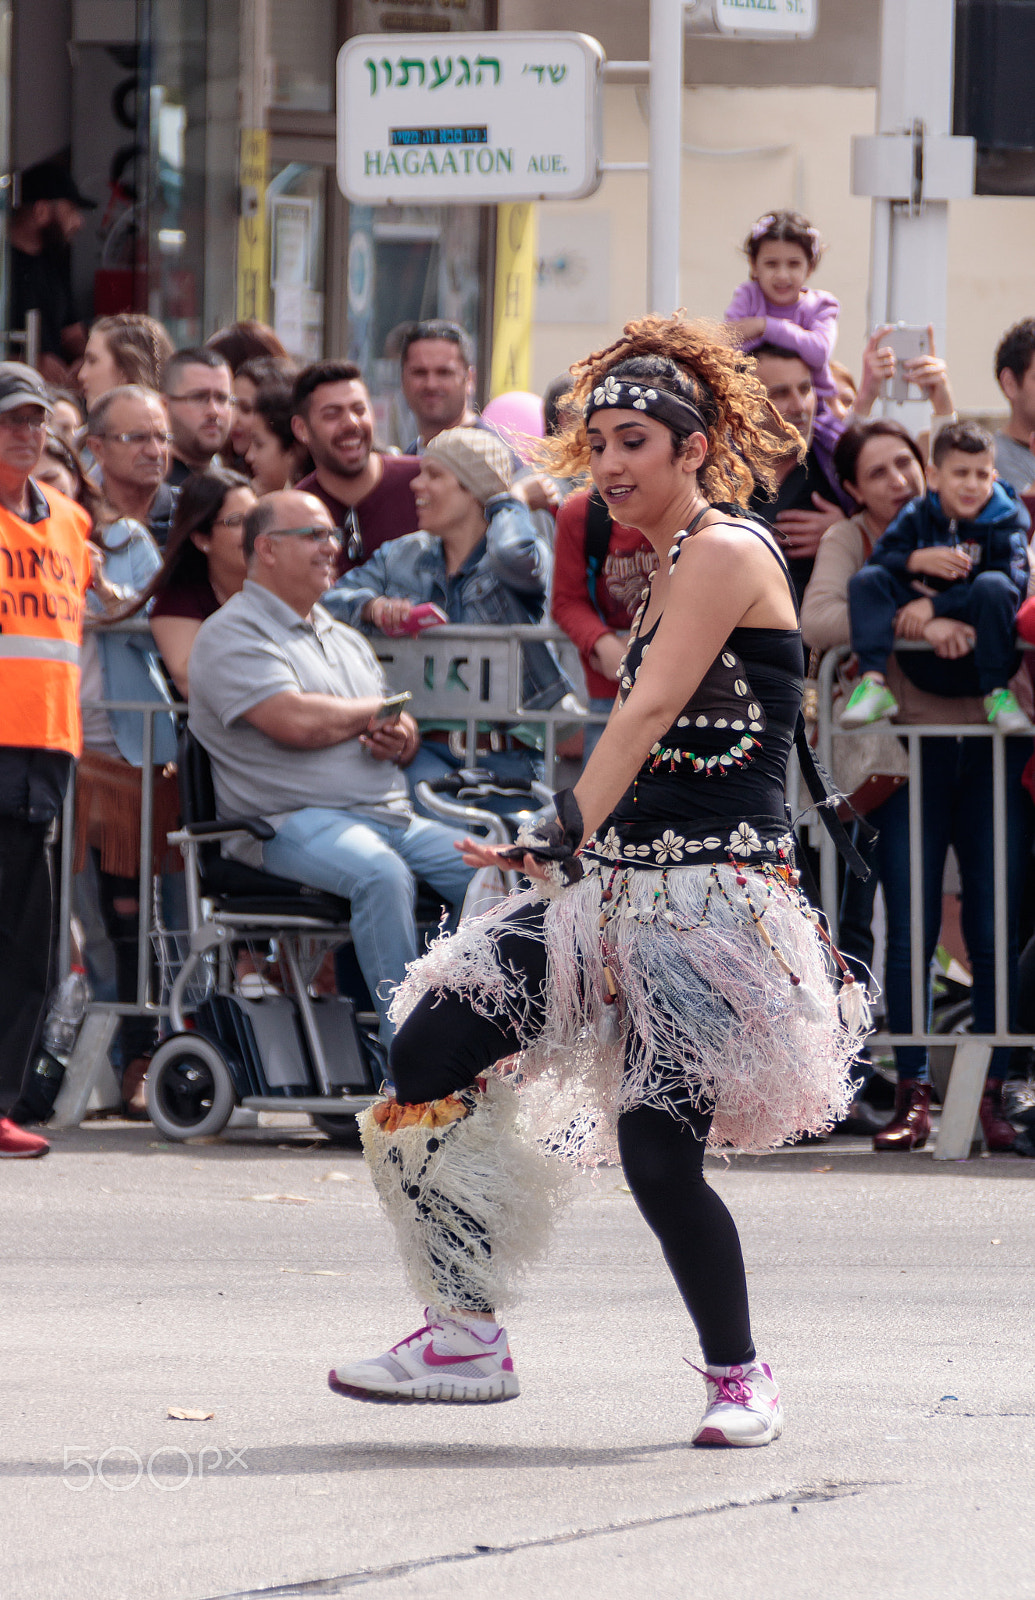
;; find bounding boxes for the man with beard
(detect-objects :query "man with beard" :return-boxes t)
[161,348,235,488]
[747,343,846,606]
[290,361,421,573]
[9,161,96,387]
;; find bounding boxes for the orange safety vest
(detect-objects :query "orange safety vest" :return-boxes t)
[0,486,91,758]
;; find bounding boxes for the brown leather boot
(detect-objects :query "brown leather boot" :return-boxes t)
[873,1080,931,1151]
[979,1082,1015,1152]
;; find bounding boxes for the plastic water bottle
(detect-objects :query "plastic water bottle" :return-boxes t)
[42,966,90,1059]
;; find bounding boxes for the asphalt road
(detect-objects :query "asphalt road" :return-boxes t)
[3,1116,1034,1600]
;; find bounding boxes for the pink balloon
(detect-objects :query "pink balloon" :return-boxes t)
[481,391,545,462]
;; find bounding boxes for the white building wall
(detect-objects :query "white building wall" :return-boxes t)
[530,81,1035,422]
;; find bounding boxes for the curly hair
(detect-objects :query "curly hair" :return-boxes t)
[995,318,1035,385]
[543,313,801,505]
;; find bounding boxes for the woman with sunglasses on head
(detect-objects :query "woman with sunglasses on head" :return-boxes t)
[328,314,866,1447]
[119,469,257,698]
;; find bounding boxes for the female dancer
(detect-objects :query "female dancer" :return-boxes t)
[329,315,866,1447]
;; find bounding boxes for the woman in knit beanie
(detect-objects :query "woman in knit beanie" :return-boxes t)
[322,425,574,796]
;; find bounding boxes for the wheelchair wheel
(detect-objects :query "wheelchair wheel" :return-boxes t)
[310,1112,363,1147]
[146,1034,237,1140]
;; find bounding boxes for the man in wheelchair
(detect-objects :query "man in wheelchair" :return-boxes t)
[187,489,475,1042]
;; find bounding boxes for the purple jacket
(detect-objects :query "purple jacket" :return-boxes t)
[725,279,839,398]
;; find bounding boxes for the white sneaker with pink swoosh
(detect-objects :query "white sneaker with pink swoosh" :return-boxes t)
[689,1358,784,1447]
[329,1310,519,1403]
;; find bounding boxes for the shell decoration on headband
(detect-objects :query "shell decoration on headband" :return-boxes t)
[590,376,658,412]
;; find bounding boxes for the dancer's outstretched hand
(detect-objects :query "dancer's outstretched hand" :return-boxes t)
[455,835,549,882]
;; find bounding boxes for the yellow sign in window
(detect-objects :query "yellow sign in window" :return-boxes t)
[237,129,269,324]
[491,202,536,397]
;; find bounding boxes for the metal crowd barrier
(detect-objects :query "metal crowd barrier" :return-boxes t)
[53,624,1033,1158]
[50,620,598,1123]
[811,643,1035,1158]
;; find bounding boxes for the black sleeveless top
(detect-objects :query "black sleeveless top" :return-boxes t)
[582,519,804,872]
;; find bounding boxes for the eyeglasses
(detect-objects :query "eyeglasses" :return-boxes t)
[213,511,249,528]
[265,525,343,547]
[0,411,47,433]
[167,390,236,409]
[101,430,174,447]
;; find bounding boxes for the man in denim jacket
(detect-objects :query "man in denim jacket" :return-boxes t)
[322,427,574,795]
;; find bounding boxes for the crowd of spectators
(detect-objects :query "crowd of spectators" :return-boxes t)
[5,189,1035,1160]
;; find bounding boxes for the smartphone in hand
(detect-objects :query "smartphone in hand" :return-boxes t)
[379,603,449,637]
[371,690,413,727]
[884,323,930,402]
[399,602,449,636]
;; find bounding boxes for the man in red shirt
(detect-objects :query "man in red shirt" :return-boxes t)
[290,361,420,573]
[551,487,657,762]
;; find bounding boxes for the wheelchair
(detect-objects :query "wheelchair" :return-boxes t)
[147,732,386,1144]
[145,734,551,1144]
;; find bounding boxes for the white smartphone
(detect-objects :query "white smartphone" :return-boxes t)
[883,323,930,403]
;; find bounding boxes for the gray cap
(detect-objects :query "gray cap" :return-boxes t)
[0,362,53,415]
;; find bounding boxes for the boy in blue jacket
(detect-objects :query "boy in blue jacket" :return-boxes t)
[842,420,1031,731]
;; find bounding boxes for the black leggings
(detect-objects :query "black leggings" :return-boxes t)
[388,905,754,1367]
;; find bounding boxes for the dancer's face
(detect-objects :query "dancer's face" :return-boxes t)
[587,408,705,529]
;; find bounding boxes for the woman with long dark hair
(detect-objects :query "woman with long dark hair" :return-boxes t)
[328,314,867,1446]
[120,468,256,698]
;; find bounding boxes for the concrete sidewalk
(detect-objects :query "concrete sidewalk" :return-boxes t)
[3,1118,1034,1600]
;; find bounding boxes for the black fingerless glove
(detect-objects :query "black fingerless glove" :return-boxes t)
[508,787,585,885]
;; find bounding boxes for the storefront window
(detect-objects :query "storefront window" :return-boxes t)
[349,202,484,445]
[142,0,239,345]
[344,0,494,445]
[268,161,327,362]
[271,0,337,112]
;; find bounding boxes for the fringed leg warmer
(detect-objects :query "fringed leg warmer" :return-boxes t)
[358,1076,568,1317]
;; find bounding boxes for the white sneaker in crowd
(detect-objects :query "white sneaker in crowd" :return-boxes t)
[329,1309,519,1404]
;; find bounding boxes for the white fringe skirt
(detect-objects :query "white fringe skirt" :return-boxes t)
[389,860,866,1167]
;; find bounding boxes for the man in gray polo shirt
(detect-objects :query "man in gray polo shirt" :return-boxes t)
[188,488,474,1041]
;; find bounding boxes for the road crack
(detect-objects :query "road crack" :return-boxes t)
[211,1479,881,1596]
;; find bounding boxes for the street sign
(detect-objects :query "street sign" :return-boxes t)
[336,32,603,205]
[686,0,818,39]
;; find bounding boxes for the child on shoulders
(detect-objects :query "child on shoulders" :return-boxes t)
[842,420,1031,733]
[725,209,840,424]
